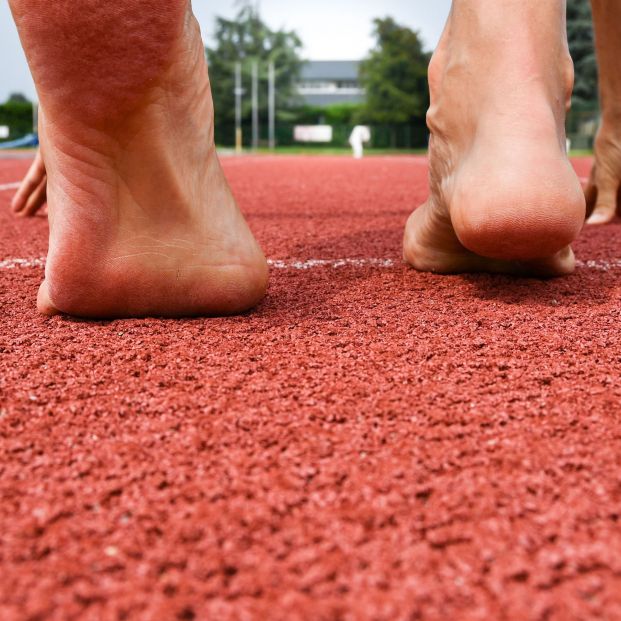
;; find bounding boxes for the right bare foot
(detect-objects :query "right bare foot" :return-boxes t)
[9,0,268,318]
[404,0,586,277]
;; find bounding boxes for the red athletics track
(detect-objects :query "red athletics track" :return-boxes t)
[2,154,621,621]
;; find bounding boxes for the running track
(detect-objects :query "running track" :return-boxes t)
[2,155,621,620]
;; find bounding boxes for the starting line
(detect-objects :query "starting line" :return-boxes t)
[269,258,395,270]
[0,258,46,270]
[1,257,621,273]
[0,174,605,273]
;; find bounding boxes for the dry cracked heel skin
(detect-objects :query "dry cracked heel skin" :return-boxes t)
[9,0,268,318]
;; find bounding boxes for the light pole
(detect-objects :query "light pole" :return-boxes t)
[33,101,39,135]
[251,61,259,150]
[268,61,276,150]
[235,62,243,154]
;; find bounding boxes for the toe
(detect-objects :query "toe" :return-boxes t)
[37,279,61,316]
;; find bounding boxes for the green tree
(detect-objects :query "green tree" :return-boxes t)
[357,18,430,128]
[206,2,303,136]
[0,100,33,141]
[567,0,598,107]
[7,92,30,105]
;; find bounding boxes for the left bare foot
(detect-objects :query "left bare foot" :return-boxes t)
[9,0,269,318]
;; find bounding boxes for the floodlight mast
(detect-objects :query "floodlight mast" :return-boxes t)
[33,101,39,135]
[235,62,243,154]
[251,61,259,150]
[268,61,276,150]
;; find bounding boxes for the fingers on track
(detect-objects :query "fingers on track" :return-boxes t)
[585,170,621,225]
[22,175,47,217]
[11,155,47,217]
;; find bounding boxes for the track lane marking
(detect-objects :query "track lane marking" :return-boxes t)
[1,256,621,272]
[0,258,46,269]
[0,257,397,271]
[269,258,396,269]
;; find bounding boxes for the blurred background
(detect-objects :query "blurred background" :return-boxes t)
[0,0,600,152]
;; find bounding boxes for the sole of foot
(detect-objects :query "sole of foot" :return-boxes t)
[403,4,585,278]
[404,139,585,277]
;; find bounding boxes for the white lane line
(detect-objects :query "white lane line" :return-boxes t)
[575,259,621,271]
[269,258,396,269]
[0,258,45,269]
[1,256,621,272]
[0,257,396,271]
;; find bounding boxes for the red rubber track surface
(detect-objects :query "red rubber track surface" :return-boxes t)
[2,155,621,621]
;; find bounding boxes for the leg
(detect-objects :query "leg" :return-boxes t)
[585,0,621,225]
[404,0,585,276]
[11,149,47,217]
[8,0,268,317]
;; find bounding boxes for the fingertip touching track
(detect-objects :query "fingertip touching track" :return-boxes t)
[2,155,621,620]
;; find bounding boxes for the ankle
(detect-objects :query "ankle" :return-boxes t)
[10,0,191,124]
[445,0,572,91]
[449,0,565,38]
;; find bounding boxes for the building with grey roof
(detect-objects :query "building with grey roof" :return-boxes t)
[297,60,365,107]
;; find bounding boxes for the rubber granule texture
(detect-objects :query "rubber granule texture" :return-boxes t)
[2,156,621,621]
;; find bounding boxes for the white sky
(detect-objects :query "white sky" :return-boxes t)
[0,0,451,103]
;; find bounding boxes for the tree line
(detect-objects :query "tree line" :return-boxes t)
[205,4,431,146]
[205,1,599,147]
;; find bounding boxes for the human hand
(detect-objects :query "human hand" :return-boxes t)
[586,124,621,224]
[11,149,47,217]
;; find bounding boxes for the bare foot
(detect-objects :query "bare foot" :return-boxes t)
[11,149,47,217]
[9,0,268,317]
[404,0,585,277]
[585,0,621,225]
